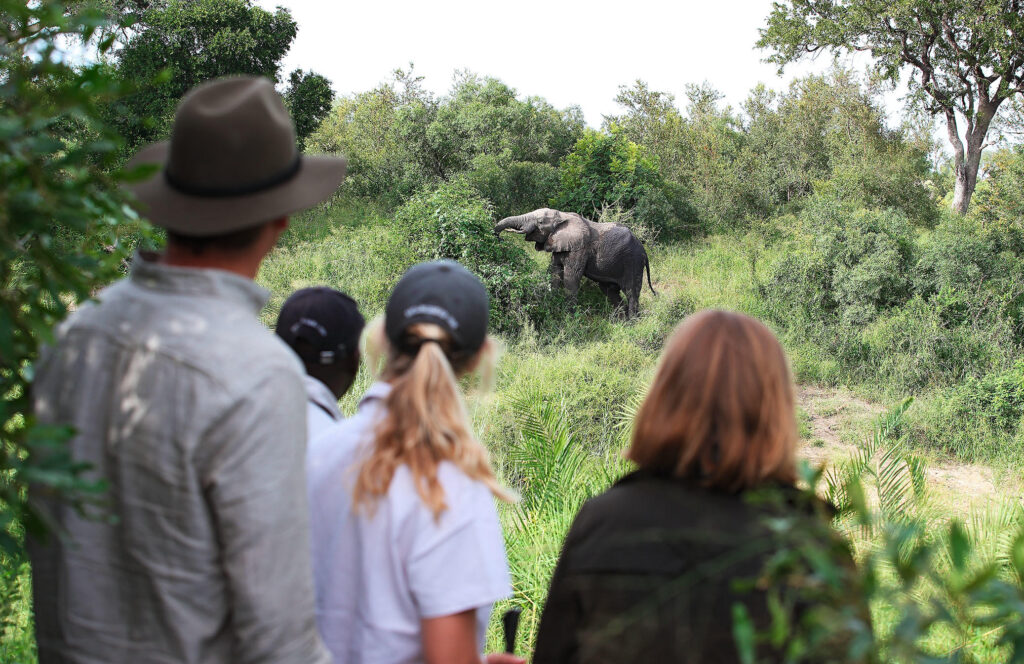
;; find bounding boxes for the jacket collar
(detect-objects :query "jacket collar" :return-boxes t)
[129,251,269,314]
[304,375,342,422]
[358,381,392,410]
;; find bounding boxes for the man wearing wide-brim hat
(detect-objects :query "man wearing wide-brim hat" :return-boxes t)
[29,76,340,664]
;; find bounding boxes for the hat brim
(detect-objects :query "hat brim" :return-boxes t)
[124,142,347,236]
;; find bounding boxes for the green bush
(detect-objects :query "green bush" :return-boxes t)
[972,146,1024,250]
[915,214,1024,337]
[307,70,582,211]
[858,295,991,390]
[767,200,917,330]
[457,156,559,219]
[552,127,689,237]
[392,181,544,333]
[942,362,1024,441]
[813,158,938,228]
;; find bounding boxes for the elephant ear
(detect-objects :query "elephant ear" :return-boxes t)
[544,214,590,253]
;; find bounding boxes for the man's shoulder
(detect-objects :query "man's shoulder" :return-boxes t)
[53,276,303,394]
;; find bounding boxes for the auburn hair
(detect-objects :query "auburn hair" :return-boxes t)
[353,318,515,519]
[628,310,797,491]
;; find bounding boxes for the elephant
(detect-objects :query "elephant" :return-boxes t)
[494,207,655,318]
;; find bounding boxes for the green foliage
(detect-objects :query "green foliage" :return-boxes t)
[767,200,917,331]
[306,68,435,206]
[949,362,1024,436]
[610,71,935,233]
[553,127,687,236]
[916,214,1024,332]
[431,72,584,173]
[1,559,34,662]
[1,0,150,557]
[824,398,924,527]
[973,146,1024,250]
[284,69,334,151]
[749,403,1024,663]
[456,156,559,220]
[307,68,582,210]
[112,0,297,152]
[758,0,1024,215]
[758,0,1024,119]
[392,181,543,333]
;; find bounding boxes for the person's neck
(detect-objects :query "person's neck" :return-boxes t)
[160,247,264,280]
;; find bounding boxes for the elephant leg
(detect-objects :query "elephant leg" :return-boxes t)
[599,283,624,316]
[562,252,586,308]
[549,252,566,289]
[626,283,641,319]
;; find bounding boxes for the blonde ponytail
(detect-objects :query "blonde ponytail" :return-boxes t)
[353,319,515,519]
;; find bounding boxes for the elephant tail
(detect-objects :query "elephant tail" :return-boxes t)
[644,251,656,296]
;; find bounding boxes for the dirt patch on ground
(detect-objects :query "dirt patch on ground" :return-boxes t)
[797,385,881,469]
[795,385,1021,516]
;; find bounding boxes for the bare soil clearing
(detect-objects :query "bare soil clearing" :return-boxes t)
[796,385,1022,517]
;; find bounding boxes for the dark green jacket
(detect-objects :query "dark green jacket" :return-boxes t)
[533,470,863,664]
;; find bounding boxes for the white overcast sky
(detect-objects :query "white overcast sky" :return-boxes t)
[256,0,907,127]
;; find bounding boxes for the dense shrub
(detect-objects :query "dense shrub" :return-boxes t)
[858,296,992,390]
[306,75,435,206]
[972,146,1024,248]
[915,214,1024,336]
[767,200,917,330]
[307,70,582,210]
[552,127,690,237]
[766,200,1024,393]
[392,181,544,333]
[952,361,1024,434]
[457,156,559,219]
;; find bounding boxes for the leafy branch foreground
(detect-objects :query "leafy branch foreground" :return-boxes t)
[494,395,1024,662]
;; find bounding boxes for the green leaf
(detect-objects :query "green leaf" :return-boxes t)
[731,602,756,664]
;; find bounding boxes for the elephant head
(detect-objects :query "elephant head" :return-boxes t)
[493,208,590,253]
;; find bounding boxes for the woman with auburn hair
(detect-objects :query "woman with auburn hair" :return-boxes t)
[533,310,859,664]
[306,261,523,664]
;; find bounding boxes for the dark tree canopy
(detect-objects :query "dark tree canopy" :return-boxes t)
[284,69,335,151]
[758,0,1024,214]
[112,0,297,151]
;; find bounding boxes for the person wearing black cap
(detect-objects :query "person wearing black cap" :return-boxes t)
[306,261,524,664]
[276,287,365,441]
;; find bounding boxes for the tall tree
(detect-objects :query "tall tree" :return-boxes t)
[758,0,1024,214]
[283,69,334,151]
[112,0,297,151]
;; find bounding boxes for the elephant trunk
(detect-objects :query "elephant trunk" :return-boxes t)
[494,214,537,236]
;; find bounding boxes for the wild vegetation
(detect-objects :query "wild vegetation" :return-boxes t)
[4,0,1024,662]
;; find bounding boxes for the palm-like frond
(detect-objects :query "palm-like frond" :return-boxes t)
[505,395,589,517]
[613,389,648,449]
[825,397,921,534]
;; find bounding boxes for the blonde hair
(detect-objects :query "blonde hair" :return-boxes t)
[353,317,515,519]
[628,310,797,491]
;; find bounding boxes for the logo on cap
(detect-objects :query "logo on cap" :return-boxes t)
[404,304,460,330]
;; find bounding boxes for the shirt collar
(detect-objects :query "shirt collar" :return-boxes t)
[129,251,269,315]
[358,381,392,410]
[304,375,342,421]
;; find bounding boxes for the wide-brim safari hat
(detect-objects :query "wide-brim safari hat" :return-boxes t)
[126,76,346,236]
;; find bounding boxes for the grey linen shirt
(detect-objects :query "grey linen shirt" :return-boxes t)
[29,252,332,664]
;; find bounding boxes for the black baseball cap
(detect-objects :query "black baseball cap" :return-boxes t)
[276,287,365,366]
[385,261,489,354]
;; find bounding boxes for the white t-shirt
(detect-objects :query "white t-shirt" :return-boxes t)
[307,382,511,664]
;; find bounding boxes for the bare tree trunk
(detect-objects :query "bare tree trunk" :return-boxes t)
[947,104,995,215]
